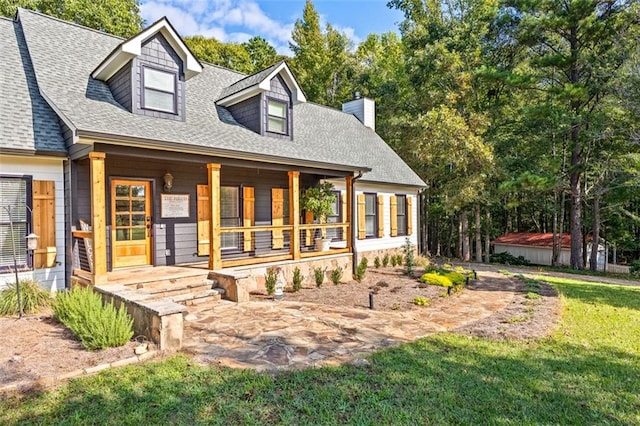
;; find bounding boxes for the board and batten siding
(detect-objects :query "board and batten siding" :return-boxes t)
[328,180,420,253]
[0,155,66,291]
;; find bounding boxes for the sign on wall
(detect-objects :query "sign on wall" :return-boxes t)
[161,193,190,218]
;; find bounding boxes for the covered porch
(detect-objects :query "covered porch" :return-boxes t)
[69,148,356,287]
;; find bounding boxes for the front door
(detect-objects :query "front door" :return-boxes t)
[111,179,152,268]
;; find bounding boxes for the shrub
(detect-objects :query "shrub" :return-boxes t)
[355,257,368,282]
[313,267,326,287]
[490,251,531,266]
[292,267,303,292]
[330,267,343,285]
[391,255,398,267]
[631,260,640,278]
[382,253,390,267]
[395,254,404,266]
[53,287,133,350]
[265,267,278,295]
[0,279,51,316]
[443,271,466,286]
[374,257,381,268]
[419,273,453,287]
[403,237,416,276]
[413,296,429,306]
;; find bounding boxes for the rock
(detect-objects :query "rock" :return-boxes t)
[134,343,148,355]
[351,358,370,367]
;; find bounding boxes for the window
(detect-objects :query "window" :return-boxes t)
[142,67,177,113]
[267,99,287,134]
[0,176,31,271]
[364,193,377,238]
[326,191,341,240]
[396,195,407,236]
[220,186,240,250]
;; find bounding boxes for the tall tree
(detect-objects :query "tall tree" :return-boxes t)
[242,36,280,72]
[184,36,253,74]
[1,0,144,37]
[502,0,640,269]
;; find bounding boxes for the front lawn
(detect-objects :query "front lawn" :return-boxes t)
[1,276,639,425]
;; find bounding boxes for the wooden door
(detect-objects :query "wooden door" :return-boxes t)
[111,180,152,268]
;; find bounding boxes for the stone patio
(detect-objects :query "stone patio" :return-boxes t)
[182,270,517,371]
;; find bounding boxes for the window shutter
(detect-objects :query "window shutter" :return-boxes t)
[357,194,366,240]
[196,184,210,256]
[407,196,413,236]
[243,187,255,252]
[390,195,398,237]
[272,188,284,249]
[32,180,56,268]
[377,195,384,238]
[341,192,347,240]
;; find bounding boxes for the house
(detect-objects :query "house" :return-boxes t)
[0,9,426,296]
[492,233,605,269]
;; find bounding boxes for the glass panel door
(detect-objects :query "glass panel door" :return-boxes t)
[111,180,152,268]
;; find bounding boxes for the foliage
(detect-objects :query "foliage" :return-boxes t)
[443,271,466,286]
[382,253,390,267]
[53,287,133,350]
[264,267,279,295]
[412,296,429,306]
[390,255,398,267]
[355,257,368,282]
[242,36,280,72]
[2,277,639,424]
[402,237,416,276]
[374,257,381,268]
[292,267,304,292]
[330,267,343,285]
[313,266,326,287]
[630,260,640,278]
[419,273,453,288]
[184,36,253,74]
[1,0,144,37]
[490,252,531,266]
[0,279,51,316]
[300,182,337,223]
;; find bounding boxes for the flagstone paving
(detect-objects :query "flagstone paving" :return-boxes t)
[182,270,518,371]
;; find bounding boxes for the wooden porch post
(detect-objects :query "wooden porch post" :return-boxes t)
[89,152,107,284]
[289,171,300,260]
[346,176,354,252]
[207,164,222,270]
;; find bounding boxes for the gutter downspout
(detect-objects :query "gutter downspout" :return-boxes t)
[351,170,364,274]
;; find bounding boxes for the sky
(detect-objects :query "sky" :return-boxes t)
[139,0,405,55]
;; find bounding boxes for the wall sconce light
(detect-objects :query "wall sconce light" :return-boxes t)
[26,233,39,251]
[163,172,174,193]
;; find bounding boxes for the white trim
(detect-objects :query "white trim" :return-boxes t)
[91,17,203,82]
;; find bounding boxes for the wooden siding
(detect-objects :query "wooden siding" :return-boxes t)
[228,95,261,133]
[263,75,293,139]
[133,33,185,121]
[107,61,133,111]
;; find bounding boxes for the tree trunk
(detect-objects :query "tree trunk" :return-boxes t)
[552,190,560,266]
[484,209,491,263]
[570,165,583,270]
[461,210,470,261]
[475,204,482,262]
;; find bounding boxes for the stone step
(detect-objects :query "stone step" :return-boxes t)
[128,275,215,290]
[142,281,213,298]
[170,289,223,306]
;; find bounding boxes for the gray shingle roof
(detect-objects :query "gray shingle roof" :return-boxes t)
[0,17,65,154]
[15,9,425,187]
[217,61,283,101]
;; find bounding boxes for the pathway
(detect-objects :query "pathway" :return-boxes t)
[182,270,517,371]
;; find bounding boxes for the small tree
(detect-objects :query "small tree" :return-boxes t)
[300,182,337,223]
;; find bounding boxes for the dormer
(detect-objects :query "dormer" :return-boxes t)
[217,62,306,140]
[91,17,203,122]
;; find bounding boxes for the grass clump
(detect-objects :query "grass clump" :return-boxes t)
[330,267,343,285]
[292,267,303,292]
[53,287,133,350]
[0,279,51,316]
[413,296,429,306]
[313,267,326,287]
[355,257,368,282]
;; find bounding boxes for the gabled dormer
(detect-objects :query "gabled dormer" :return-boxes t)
[217,62,306,140]
[91,17,203,122]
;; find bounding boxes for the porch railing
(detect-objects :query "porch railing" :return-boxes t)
[71,229,93,276]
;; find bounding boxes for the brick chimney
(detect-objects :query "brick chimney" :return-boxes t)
[342,92,375,131]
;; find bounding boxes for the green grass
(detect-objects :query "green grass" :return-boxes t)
[1,277,639,424]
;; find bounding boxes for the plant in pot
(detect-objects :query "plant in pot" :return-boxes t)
[300,182,337,251]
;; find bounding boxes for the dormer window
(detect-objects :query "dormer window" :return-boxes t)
[142,66,177,113]
[267,98,287,134]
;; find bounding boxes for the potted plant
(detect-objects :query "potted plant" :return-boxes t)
[300,182,337,251]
